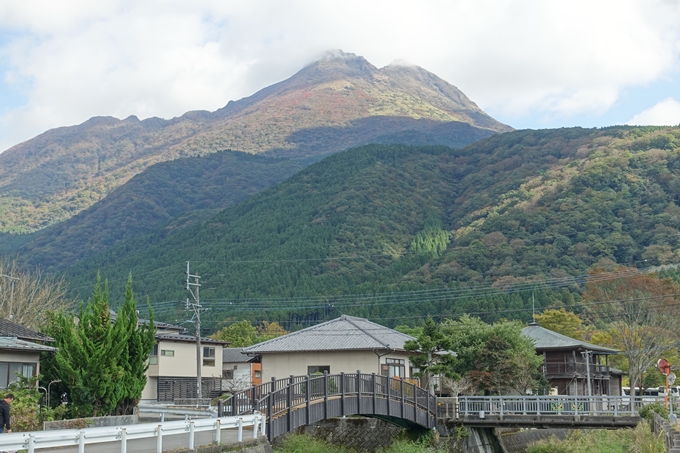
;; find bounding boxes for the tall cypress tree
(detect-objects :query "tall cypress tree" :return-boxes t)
[43,274,156,417]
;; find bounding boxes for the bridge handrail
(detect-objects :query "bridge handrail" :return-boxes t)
[0,414,266,453]
[454,395,665,418]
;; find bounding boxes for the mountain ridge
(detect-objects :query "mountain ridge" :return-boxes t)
[0,50,510,234]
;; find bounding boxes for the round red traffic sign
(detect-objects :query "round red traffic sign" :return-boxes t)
[658,358,671,375]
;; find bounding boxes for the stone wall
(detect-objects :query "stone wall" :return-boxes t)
[287,417,404,452]
[164,435,273,453]
[44,414,138,430]
[654,413,680,453]
[495,428,569,453]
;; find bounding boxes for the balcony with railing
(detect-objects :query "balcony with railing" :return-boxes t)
[543,361,610,378]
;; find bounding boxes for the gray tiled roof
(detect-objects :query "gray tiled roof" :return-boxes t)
[0,318,53,342]
[223,348,255,363]
[243,315,415,354]
[0,336,56,352]
[522,322,619,354]
[155,333,227,345]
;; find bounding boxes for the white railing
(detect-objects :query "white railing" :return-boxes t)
[457,395,670,417]
[0,413,266,453]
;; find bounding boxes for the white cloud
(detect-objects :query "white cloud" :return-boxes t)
[627,98,680,126]
[1,0,680,151]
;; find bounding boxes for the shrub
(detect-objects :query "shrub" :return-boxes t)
[639,403,669,424]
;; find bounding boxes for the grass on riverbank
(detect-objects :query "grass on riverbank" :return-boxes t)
[526,422,664,453]
[274,433,448,453]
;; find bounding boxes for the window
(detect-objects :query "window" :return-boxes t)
[149,343,159,364]
[0,361,37,389]
[385,358,405,378]
[307,365,330,375]
[161,350,174,357]
[254,370,262,378]
[203,347,216,366]
[223,369,234,379]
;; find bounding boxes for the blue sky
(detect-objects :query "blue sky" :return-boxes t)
[1,0,679,152]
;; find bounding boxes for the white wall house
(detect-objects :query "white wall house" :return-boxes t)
[243,315,418,382]
[142,322,226,402]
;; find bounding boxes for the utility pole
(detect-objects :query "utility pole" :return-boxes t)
[0,274,20,320]
[581,350,593,397]
[185,262,205,399]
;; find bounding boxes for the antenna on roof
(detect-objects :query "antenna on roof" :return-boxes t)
[532,292,536,322]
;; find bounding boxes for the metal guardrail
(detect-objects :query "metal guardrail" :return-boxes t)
[0,413,266,453]
[450,395,670,418]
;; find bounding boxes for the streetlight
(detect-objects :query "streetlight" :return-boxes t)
[47,379,61,407]
[0,274,20,319]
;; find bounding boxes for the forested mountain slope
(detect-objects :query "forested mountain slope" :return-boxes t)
[6,151,306,270]
[0,51,508,234]
[61,126,680,330]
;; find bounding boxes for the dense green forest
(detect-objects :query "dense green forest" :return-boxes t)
[55,126,680,333]
[1,151,306,270]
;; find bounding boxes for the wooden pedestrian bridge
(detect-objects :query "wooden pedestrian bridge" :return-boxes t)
[219,372,645,440]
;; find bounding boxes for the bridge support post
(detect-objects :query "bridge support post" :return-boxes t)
[252,385,258,412]
[372,373,377,415]
[287,375,294,434]
[357,371,362,414]
[268,377,275,440]
[387,376,391,417]
[340,372,346,416]
[306,374,311,425]
[400,378,405,418]
[324,371,329,419]
[218,400,223,417]
[427,389,431,428]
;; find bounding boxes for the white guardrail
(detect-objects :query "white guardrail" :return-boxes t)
[0,413,265,453]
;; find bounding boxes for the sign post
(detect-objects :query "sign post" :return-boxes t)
[658,359,671,409]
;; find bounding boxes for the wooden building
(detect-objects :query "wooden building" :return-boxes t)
[522,322,622,396]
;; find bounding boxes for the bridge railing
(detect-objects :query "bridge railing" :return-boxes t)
[220,371,437,435]
[448,395,666,418]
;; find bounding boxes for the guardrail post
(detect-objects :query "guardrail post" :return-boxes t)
[189,421,196,450]
[28,433,35,453]
[253,415,259,439]
[216,419,221,444]
[78,430,86,453]
[120,427,127,453]
[156,424,163,453]
[161,412,165,423]
[261,413,267,436]
[372,373,377,415]
[305,374,311,424]
[238,417,243,442]
[340,372,346,416]
[522,396,527,415]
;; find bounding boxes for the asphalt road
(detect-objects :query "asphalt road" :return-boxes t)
[34,426,254,453]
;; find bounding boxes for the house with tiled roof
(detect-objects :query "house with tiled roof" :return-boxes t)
[222,348,261,392]
[522,322,622,396]
[243,315,418,382]
[0,318,56,388]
